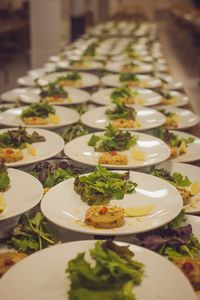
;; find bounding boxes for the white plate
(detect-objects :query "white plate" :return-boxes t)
[154,161,200,214]
[1,88,30,103]
[105,61,153,73]
[0,106,79,129]
[91,88,162,106]
[101,74,162,89]
[111,54,153,63]
[157,107,199,129]
[0,168,43,221]
[56,60,103,70]
[41,171,182,235]
[80,105,166,131]
[158,74,183,90]
[17,75,37,87]
[156,91,189,107]
[28,67,55,78]
[18,87,90,105]
[0,240,196,300]
[37,71,100,88]
[0,127,64,167]
[64,131,170,169]
[169,130,200,163]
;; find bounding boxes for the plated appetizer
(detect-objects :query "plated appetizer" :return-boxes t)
[161,91,177,106]
[54,71,82,87]
[154,127,195,159]
[119,73,143,87]
[0,162,10,212]
[40,83,71,103]
[110,86,144,105]
[88,124,138,165]
[21,102,60,125]
[160,109,180,128]
[0,127,45,163]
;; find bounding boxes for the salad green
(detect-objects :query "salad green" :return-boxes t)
[119,73,139,83]
[106,101,136,121]
[0,162,10,192]
[21,102,55,119]
[40,83,68,98]
[66,240,144,300]
[74,165,137,206]
[110,86,138,102]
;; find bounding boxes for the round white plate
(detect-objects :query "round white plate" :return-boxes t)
[0,168,43,221]
[110,54,153,63]
[17,75,37,87]
[105,61,153,73]
[1,88,30,103]
[156,91,189,107]
[157,107,199,129]
[56,60,103,70]
[28,67,55,78]
[154,161,200,214]
[158,74,183,90]
[0,127,64,167]
[18,87,90,105]
[80,105,166,131]
[64,131,170,169]
[0,240,196,300]
[41,171,182,235]
[0,106,79,129]
[169,130,200,163]
[91,88,162,106]
[101,74,162,89]
[37,72,100,88]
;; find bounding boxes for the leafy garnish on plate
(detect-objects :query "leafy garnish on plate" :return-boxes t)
[74,165,137,206]
[0,212,57,254]
[0,127,46,149]
[21,102,55,119]
[56,71,82,83]
[120,73,140,83]
[66,240,144,300]
[110,86,138,103]
[151,168,191,188]
[40,83,68,99]
[0,161,10,192]
[106,101,136,121]
[88,124,137,152]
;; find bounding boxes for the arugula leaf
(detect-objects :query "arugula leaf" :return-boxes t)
[21,102,55,118]
[119,73,139,83]
[40,83,68,98]
[106,102,136,121]
[61,124,89,142]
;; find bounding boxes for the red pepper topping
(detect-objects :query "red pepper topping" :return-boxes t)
[99,207,108,214]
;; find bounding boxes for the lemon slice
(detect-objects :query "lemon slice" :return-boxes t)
[27,144,37,156]
[190,182,200,195]
[132,148,146,161]
[0,192,5,212]
[125,204,155,217]
[48,114,60,124]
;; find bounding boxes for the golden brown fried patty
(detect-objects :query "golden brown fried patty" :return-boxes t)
[0,252,27,277]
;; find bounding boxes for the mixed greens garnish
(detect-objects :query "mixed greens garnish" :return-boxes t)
[68,103,89,115]
[0,162,10,192]
[106,101,136,121]
[74,165,137,206]
[60,124,89,143]
[110,86,138,102]
[151,168,191,189]
[55,71,81,83]
[31,160,75,189]
[40,83,68,98]
[0,127,46,149]
[82,42,99,57]
[160,91,173,99]
[66,240,144,300]
[120,73,140,83]
[88,124,137,152]
[21,102,55,119]
[154,127,194,148]
[1,212,57,254]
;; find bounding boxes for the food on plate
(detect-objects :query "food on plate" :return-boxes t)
[110,86,144,105]
[21,102,60,125]
[40,83,71,103]
[0,252,27,277]
[88,124,138,152]
[85,205,125,228]
[73,165,137,206]
[154,127,194,158]
[159,109,180,128]
[55,71,82,87]
[61,124,89,142]
[119,73,140,87]
[106,101,140,129]
[135,211,200,292]
[0,162,10,212]
[160,91,176,105]
[82,42,98,58]
[99,151,128,165]
[124,204,155,217]
[151,167,200,205]
[0,212,57,254]
[121,62,140,73]
[69,59,91,69]
[66,240,144,300]
[0,127,46,162]
[31,160,76,191]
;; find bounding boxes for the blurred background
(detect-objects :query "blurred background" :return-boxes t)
[1,0,200,112]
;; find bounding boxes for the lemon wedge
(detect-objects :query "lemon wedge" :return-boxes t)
[132,148,146,161]
[48,114,60,124]
[27,144,37,156]
[0,192,5,212]
[190,182,200,196]
[125,204,155,217]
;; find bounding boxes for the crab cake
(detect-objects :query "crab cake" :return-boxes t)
[0,252,27,277]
